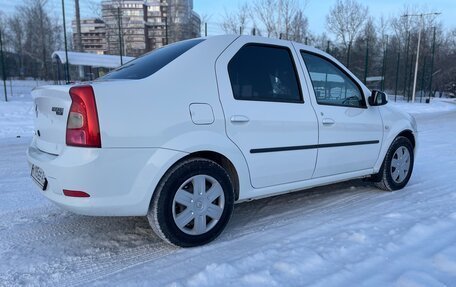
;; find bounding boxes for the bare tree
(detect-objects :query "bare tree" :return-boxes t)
[7,13,25,77]
[251,0,277,37]
[220,3,250,35]
[378,15,389,45]
[220,9,239,35]
[87,0,103,17]
[390,5,416,49]
[251,0,307,38]
[5,0,62,79]
[280,0,300,39]
[0,12,7,51]
[219,0,309,39]
[289,10,309,42]
[326,0,368,67]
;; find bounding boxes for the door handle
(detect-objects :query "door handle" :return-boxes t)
[322,118,335,125]
[230,115,250,123]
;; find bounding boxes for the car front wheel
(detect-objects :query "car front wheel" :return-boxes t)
[372,136,414,191]
[148,158,234,247]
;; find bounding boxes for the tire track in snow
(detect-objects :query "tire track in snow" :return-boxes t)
[0,213,179,286]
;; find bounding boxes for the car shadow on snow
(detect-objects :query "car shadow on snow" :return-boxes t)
[50,177,378,250]
[53,178,378,249]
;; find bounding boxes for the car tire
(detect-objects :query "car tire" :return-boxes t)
[147,158,234,247]
[371,136,414,191]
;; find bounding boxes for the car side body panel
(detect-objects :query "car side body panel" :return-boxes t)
[373,105,418,172]
[27,35,418,217]
[89,35,253,210]
[215,36,320,189]
[292,42,385,178]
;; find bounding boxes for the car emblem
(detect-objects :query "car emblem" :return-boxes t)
[51,107,64,116]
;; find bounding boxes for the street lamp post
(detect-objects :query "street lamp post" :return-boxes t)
[117,6,123,65]
[61,0,70,83]
[402,12,441,103]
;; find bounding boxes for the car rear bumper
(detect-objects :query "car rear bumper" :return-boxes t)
[27,137,187,216]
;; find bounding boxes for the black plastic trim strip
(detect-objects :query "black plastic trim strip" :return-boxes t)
[250,140,380,154]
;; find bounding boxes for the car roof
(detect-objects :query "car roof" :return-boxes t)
[203,34,329,59]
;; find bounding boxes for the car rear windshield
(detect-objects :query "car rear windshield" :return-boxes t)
[100,39,205,80]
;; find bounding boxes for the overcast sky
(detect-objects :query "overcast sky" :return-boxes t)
[0,0,454,36]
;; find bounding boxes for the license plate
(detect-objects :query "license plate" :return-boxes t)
[31,164,48,190]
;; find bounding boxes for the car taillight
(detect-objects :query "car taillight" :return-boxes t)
[66,85,101,148]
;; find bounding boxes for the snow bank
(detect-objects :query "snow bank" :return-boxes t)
[0,80,51,139]
[390,98,456,116]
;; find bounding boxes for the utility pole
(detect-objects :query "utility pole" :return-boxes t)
[0,28,7,101]
[165,16,168,45]
[75,0,82,51]
[364,37,369,85]
[411,15,423,103]
[61,0,70,83]
[428,27,437,100]
[394,52,400,102]
[278,0,282,38]
[381,35,388,90]
[407,54,415,102]
[75,0,84,80]
[402,12,441,103]
[117,6,123,65]
[143,4,150,51]
[205,22,207,37]
[419,56,427,103]
[403,32,410,99]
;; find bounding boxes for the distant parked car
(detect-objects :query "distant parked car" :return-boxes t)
[27,36,417,247]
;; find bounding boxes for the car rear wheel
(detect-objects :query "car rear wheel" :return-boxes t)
[372,136,414,191]
[148,158,234,247]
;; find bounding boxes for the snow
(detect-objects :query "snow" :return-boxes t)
[1,80,456,286]
[0,80,51,139]
[52,51,135,68]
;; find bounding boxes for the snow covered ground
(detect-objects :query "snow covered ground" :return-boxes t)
[1,81,456,286]
[0,80,52,139]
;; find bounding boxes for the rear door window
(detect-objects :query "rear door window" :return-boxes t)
[228,44,303,103]
[100,39,205,80]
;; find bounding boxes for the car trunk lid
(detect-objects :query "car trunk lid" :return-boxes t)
[32,85,72,155]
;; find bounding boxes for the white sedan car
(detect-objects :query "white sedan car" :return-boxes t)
[27,35,417,247]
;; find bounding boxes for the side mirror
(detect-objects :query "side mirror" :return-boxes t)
[368,90,388,106]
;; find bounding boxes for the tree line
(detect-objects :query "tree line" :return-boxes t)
[0,0,63,81]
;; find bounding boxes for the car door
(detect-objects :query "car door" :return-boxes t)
[215,37,319,188]
[295,45,383,178]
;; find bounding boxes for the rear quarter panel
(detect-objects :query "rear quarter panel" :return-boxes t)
[92,36,237,150]
[91,35,252,201]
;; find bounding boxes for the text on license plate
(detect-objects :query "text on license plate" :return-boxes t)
[31,164,47,190]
